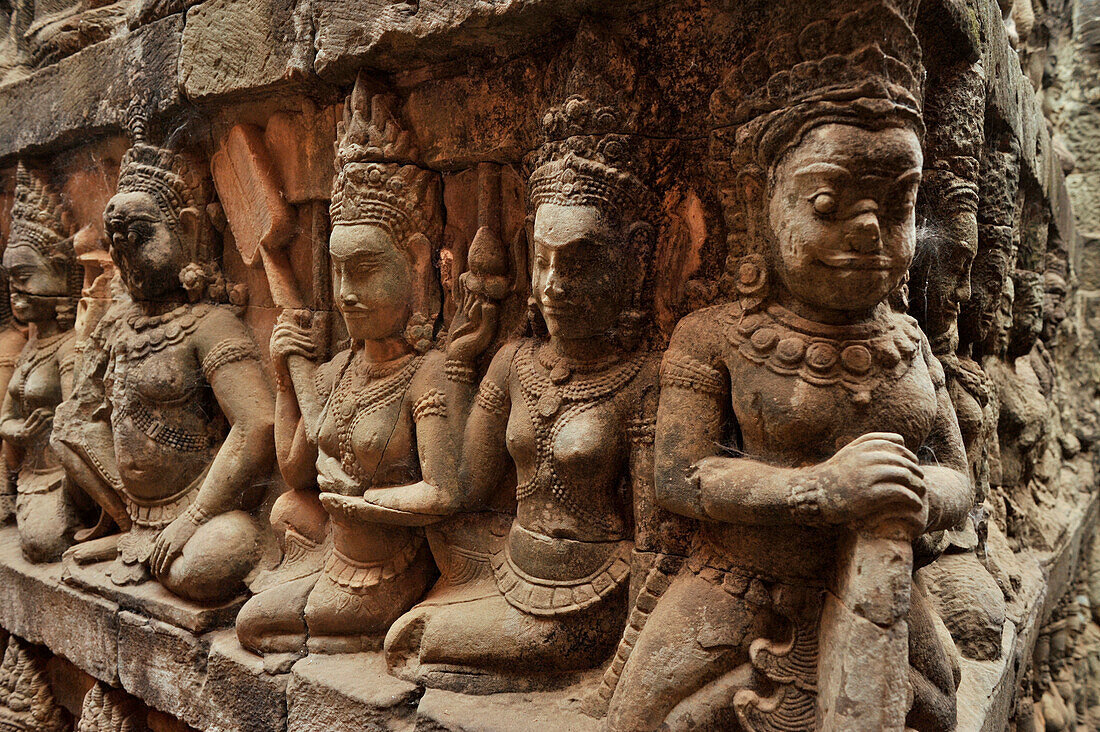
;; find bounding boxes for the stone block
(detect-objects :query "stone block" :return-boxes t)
[180,0,311,101]
[199,631,289,732]
[311,0,658,78]
[0,528,119,684]
[116,611,211,728]
[414,683,600,732]
[287,652,421,731]
[0,14,182,158]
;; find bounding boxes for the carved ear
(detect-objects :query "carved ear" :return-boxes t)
[406,231,441,324]
[178,207,201,249]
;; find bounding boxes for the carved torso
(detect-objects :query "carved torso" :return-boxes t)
[9,329,74,472]
[103,304,223,504]
[315,347,444,563]
[675,301,943,581]
[504,339,655,543]
[316,349,423,493]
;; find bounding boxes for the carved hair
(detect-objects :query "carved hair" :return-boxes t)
[331,77,441,352]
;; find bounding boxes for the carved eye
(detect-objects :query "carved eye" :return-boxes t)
[811,192,837,216]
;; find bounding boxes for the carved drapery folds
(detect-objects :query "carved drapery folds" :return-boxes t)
[0,0,1093,729]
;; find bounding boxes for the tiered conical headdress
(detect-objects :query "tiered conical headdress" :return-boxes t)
[529,24,658,225]
[330,75,442,352]
[9,163,71,260]
[0,637,69,732]
[115,109,208,235]
[330,82,442,247]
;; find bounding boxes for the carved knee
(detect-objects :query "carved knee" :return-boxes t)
[161,511,262,603]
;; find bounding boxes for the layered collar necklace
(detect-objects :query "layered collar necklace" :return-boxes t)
[723,301,925,404]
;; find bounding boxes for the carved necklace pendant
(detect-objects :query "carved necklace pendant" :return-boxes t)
[549,361,571,384]
[537,387,562,418]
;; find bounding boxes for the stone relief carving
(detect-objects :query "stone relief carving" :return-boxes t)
[236,81,452,658]
[0,0,1093,730]
[0,635,69,732]
[604,4,970,729]
[51,113,276,604]
[0,162,87,563]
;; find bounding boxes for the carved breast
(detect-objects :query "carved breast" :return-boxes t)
[507,382,630,541]
[728,350,940,467]
[109,344,220,501]
[317,359,422,490]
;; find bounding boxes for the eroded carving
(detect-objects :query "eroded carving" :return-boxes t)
[52,113,275,604]
[604,4,971,729]
[1,162,87,563]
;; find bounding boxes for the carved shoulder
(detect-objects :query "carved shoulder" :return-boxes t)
[315,349,352,404]
[485,339,524,389]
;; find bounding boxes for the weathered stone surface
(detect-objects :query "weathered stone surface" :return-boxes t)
[180,0,311,101]
[0,1,1095,731]
[287,653,420,731]
[0,528,118,684]
[312,0,659,78]
[0,14,182,158]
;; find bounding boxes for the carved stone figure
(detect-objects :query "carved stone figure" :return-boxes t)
[0,201,28,526]
[0,163,86,563]
[235,85,446,656]
[76,682,149,732]
[353,30,663,693]
[908,58,1007,663]
[604,5,972,729]
[51,116,275,604]
[0,636,69,732]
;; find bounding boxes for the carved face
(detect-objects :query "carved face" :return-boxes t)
[987,275,1014,357]
[330,223,413,344]
[104,191,191,301]
[531,203,629,343]
[915,215,978,347]
[3,244,68,325]
[767,124,922,315]
[1042,272,1067,342]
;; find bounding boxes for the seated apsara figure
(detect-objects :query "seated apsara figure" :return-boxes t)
[51,117,276,604]
[0,163,87,562]
[235,88,448,655]
[366,77,664,691]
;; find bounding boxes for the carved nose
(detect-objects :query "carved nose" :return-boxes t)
[847,211,881,253]
[544,276,565,299]
[955,280,972,304]
[342,293,359,307]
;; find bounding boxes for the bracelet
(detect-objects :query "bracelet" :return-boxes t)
[183,504,212,527]
[444,359,477,384]
[787,474,830,527]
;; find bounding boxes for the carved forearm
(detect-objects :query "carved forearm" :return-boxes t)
[190,417,275,522]
[688,456,803,526]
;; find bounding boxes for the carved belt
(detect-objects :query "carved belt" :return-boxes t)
[491,522,631,617]
[116,396,212,453]
[122,487,196,530]
[322,533,425,593]
[120,463,208,529]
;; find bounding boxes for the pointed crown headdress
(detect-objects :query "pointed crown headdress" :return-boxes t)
[115,102,208,233]
[9,162,72,259]
[529,24,658,225]
[330,80,441,245]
